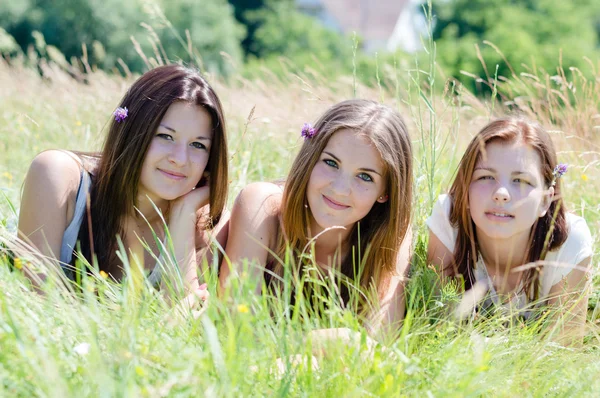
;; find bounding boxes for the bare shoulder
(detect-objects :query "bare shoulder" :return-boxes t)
[220,182,284,292]
[427,226,454,278]
[18,150,84,261]
[27,150,82,191]
[234,181,283,221]
[228,182,283,256]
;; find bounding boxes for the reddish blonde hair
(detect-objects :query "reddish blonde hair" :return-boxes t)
[448,117,568,299]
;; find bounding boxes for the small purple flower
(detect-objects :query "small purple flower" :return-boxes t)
[551,163,568,186]
[301,122,316,139]
[113,107,128,123]
[553,163,568,178]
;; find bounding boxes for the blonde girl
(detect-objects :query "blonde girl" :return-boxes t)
[220,99,413,339]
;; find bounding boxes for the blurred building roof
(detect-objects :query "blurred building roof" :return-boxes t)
[297,0,423,53]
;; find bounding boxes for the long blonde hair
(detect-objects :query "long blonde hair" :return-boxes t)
[272,99,413,306]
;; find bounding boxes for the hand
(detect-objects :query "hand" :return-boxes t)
[184,283,210,319]
[170,184,210,219]
[165,283,210,324]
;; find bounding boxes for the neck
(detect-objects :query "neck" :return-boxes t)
[308,219,353,269]
[134,194,169,224]
[476,228,530,275]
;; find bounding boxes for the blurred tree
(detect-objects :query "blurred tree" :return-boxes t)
[0,0,245,75]
[432,0,600,93]
[154,0,244,74]
[242,1,355,77]
[227,0,266,57]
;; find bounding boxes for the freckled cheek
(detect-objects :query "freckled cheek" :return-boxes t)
[468,182,490,201]
[468,184,488,220]
[351,180,376,199]
[516,189,544,212]
[189,150,209,166]
[144,141,168,161]
[514,185,536,199]
[309,164,335,188]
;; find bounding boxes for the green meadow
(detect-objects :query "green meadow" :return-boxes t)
[0,44,599,396]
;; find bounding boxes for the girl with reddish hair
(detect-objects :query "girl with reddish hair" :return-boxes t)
[427,117,593,342]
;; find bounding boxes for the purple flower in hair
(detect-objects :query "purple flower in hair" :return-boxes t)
[301,122,316,139]
[553,163,568,178]
[113,107,128,123]
[551,163,568,186]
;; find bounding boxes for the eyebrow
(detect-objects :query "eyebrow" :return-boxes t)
[474,167,533,176]
[159,124,212,140]
[323,151,382,176]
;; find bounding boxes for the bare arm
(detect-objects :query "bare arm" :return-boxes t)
[160,186,211,297]
[367,228,413,342]
[218,182,282,296]
[195,209,230,274]
[546,256,592,346]
[427,227,454,279]
[17,150,81,285]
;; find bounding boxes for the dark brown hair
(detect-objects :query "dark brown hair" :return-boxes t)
[273,99,413,310]
[79,64,228,274]
[448,117,568,300]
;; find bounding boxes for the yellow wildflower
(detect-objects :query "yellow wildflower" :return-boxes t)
[99,270,108,279]
[13,258,23,270]
[237,304,249,313]
[581,174,588,182]
[135,366,145,377]
[2,172,13,181]
[383,374,394,391]
[76,120,82,126]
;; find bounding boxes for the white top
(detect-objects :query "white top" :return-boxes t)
[427,194,593,315]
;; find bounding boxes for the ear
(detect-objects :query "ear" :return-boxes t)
[377,194,389,204]
[538,186,554,218]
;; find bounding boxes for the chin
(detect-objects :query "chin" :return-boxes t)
[153,188,189,202]
[477,227,518,241]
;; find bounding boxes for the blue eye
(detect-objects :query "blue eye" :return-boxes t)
[324,159,338,168]
[358,173,373,182]
[191,142,206,150]
[157,133,173,141]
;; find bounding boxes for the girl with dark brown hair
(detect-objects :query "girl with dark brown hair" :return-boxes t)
[18,64,229,302]
[427,117,593,343]
[220,99,413,340]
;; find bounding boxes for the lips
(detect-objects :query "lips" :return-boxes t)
[158,168,187,180]
[322,194,350,210]
[484,209,514,221]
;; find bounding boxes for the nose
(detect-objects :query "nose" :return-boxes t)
[168,143,188,166]
[330,174,351,196]
[493,184,511,203]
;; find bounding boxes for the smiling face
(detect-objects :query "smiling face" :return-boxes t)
[139,101,213,203]
[468,140,552,243]
[306,128,388,234]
